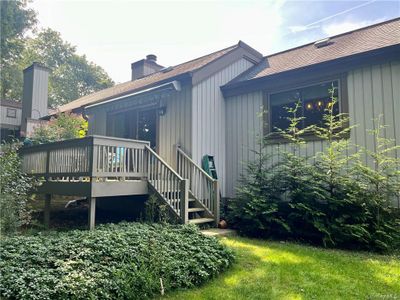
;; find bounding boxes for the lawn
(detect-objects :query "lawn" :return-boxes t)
[162,236,400,300]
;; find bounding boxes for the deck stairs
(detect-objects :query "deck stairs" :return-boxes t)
[146,146,219,225]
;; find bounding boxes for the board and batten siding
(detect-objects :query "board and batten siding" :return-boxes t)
[225,60,400,200]
[191,58,255,196]
[0,106,21,127]
[158,84,192,167]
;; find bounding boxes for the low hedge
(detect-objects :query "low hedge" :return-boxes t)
[0,223,234,299]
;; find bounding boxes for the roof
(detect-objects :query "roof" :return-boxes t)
[57,43,240,113]
[230,18,400,83]
[0,99,22,109]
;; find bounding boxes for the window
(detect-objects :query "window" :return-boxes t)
[268,80,340,133]
[6,108,17,118]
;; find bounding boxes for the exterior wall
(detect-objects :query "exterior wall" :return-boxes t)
[192,58,255,196]
[158,84,192,167]
[225,60,400,199]
[0,106,22,128]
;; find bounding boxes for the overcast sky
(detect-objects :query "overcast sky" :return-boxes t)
[29,0,399,83]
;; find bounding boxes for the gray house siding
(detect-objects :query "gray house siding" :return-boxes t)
[191,58,255,196]
[158,84,192,167]
[225,60,400,199]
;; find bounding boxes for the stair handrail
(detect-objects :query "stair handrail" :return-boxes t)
[176,147,219,223]
[145,145,189,223]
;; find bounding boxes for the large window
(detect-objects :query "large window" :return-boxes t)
[269,80,340,132]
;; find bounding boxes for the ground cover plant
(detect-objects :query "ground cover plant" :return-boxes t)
[162,237,400,300]
[0,222,234,299]
[229,86,400,252]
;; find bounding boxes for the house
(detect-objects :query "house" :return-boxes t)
[21,18,400,229]
[0,63,51,141]
[0,99,22,140]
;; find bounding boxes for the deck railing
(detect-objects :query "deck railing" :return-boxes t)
[176,147,219,221]
[20,136,150,180]
[146,145,189,223]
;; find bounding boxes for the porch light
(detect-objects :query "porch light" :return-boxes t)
[306,103,313,110]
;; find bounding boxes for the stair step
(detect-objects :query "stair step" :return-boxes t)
[188,208,205,213]
[188,218,214,225]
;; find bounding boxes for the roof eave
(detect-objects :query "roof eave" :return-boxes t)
[221,44,400,98]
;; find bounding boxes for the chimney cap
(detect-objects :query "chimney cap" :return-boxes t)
[23,62,51,73]
[146,54,157,62]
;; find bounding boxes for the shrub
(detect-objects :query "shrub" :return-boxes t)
[0,141,37,235]
[30,112,87,144]
[229,87,400,252]
[0,222,234,299]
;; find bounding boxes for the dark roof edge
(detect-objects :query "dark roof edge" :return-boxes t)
[52,72,192,116]
[0,99,22,108]
[264,17,400,59]
[222,44,400,97]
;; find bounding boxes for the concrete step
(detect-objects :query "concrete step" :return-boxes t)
[188,218,214,225]
[188,207,205,213]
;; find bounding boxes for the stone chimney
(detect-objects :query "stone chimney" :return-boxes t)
[131,54,164,80]
[21,62,50,136]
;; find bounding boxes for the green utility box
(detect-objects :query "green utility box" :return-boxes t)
[202,155,218,179]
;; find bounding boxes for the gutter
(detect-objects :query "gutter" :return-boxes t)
[85,80,182,110]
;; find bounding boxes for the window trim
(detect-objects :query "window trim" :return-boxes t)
[6,108,17,118]
[263,73,349,142]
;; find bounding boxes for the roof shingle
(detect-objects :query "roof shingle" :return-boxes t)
[57,44,238,113]
[234,18,400,82]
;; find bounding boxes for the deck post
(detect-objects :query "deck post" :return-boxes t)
[180,179,189,224]
[88,197,96,230]
[213,180,220,226]
[44,194,51,228]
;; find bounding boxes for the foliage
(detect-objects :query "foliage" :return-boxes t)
[1,7,114,107]
[163,237,400,300]
[229,87,400,252]
[19,28,114,107]
[0,222,234,299]
[30,112,88,144]
[144,194,176,224]
[0,0,37,100]
[0,142,37,234]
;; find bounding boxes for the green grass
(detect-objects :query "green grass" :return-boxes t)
[161,237,400,300]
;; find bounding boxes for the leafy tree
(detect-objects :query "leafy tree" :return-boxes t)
[30,112,88,144]
[0,0,37,100]
[19,28,114,108]
[229,87,400,252]
[351,116,400,251]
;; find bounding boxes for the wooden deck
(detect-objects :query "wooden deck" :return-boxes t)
[20,135,219,229]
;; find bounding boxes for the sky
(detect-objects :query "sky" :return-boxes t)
[28,0,400,83]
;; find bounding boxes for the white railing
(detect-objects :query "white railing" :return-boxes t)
[176,147,219,221]
[146,146,189,222]
[20,136,150,180]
